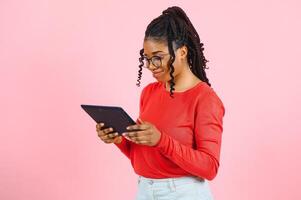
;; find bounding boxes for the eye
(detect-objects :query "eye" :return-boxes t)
[152,56,162,67]
[151,56,161,62]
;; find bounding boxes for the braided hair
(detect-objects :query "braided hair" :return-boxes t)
[136,6,211,98]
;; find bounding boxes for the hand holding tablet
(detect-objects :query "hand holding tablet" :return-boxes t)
[96,122,123,144]
[81,104,139,144]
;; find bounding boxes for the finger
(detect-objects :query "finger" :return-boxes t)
[98,132,105,139]
[125,129,151,137]
[96,124,105,132]
[101,132,118,140]
[107,132,119,139]
[97,128,114,137]
[97,128,111,137]
[96,123,104,129]
[137,118,145,124]
[123,135,133,141]
[134,140,149,144]
[129,135,150,145]
[97,130,105,137]
[103,127,114,134]
[126,124,149,131]
[99,134,112,141]
[129,134,150,142]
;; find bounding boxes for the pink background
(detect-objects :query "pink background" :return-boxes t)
[1,0,300,199]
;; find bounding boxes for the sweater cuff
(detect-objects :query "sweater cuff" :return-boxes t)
[152,130,168,150]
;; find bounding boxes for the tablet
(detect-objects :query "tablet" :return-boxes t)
[81,104,137,135]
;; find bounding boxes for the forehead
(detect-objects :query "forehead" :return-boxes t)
[143,39,168,55]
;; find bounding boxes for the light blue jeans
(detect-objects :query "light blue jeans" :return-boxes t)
[135,175,214,200]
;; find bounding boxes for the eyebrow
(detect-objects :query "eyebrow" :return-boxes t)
[143,51,164,56]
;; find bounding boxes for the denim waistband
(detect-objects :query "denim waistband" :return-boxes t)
[136,175,212,199]
[138,175,205,187]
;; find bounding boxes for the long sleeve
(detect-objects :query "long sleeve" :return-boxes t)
[114,135,132,159]
[114,86,147,159]
[114,118,140,159]
[152,90,225,180]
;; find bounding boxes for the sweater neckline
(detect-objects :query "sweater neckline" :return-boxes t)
[160,81,205,95]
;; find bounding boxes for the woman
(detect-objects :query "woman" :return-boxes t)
[96,6,225,200]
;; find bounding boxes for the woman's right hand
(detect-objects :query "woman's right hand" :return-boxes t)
[96,122,123,144]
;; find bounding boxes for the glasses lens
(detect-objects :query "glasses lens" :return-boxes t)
[152,57,161,68]
[142,57,149,68]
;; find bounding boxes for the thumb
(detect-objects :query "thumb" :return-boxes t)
[137,117,144,124]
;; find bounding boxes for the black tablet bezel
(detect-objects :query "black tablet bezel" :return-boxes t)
[81,104,137,135]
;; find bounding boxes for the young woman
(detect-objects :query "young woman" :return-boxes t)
[96,6,225,200]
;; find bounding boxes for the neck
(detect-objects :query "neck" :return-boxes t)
[164,65,201,92]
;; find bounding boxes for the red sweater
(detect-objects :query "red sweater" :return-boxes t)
[115,81,225,180]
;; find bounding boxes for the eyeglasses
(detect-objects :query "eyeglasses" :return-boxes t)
[141,53,170,69]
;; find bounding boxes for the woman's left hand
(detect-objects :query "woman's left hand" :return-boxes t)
[123,118,161,146]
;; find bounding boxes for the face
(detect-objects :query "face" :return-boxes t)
[142,38,188,82]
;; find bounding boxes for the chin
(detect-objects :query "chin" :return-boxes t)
[154,73,168,81]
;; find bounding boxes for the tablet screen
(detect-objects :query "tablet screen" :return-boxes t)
[81,104,137,135]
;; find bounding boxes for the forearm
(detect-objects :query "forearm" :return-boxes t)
[153,131,220,180]
[114,136,132,159]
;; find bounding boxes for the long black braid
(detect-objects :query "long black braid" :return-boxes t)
[136,6,211,98]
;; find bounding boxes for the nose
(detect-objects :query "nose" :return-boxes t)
[147,62,159,71]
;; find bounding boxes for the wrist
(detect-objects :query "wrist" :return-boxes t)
[153,131,163,147]
[113,136,123,144]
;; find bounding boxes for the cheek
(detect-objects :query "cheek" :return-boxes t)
[160,57,180,78]
[161,66,178,80]
[165,60,179,75]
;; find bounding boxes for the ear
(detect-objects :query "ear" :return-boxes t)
[179,45,188,59]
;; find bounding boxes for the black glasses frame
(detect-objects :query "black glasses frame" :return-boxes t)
[141,53,170,69]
